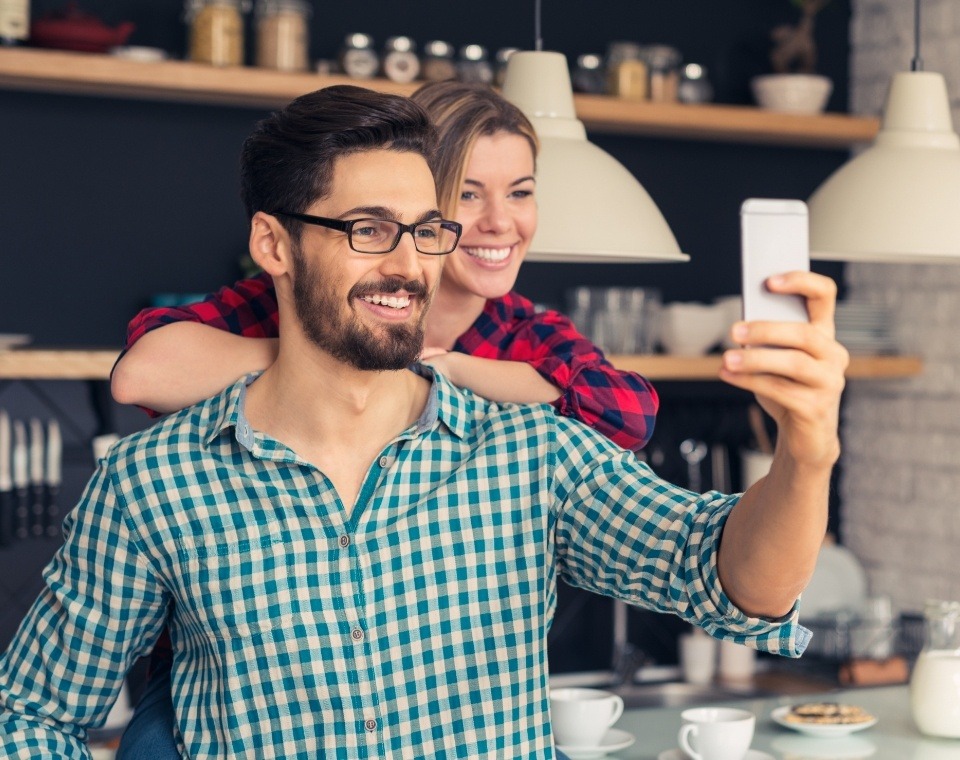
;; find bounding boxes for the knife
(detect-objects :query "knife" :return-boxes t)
[0,410,12,546]
[29,418,45,537]
[44,419,62,538]
[13,420,28,541]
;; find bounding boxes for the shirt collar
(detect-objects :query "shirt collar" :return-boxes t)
[202,374,255,447]
[408,363,470,440]
[201,364,471,448]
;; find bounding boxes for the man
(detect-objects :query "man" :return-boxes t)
[0,86,848,759]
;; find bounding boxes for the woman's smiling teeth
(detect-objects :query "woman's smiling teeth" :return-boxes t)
[361,294,411,309]
[463,246,511,263]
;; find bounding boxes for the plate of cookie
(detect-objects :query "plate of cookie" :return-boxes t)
[772,703,877,737]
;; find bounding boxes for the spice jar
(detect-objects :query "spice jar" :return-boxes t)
[0,0,29,44]
[457,44,493,85]
[911,599,960,738]
[572,54,605,95]
[255,0,309,71]
[382,36,420,83]
[678,63,714,104]
[606,41,647,101]
[339,33,379,79]
[644,45,682,103]
[187,0,245,67]
[422,40,456,82]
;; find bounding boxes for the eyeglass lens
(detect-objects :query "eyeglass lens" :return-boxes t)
[351,220,458,255]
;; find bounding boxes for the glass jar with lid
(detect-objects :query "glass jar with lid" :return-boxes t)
[644,44,682,103]
[382,36,420,83]
[457,44,493,84]
[678,63,714,104]
[186,0,247,67]
[339,33,379,79]
[422,40,456,82]
[910,599,960,738]
[0,0,29,45]
[606,41,647,101]
[255,0,310,71]
[572,54,605,95]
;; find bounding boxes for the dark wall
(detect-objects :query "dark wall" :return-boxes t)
[3,0,850,345]
[1,0,853,668]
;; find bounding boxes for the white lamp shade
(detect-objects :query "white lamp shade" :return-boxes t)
[502,51,688,263]
[809,72,960,263]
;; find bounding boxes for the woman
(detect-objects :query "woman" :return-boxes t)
[112,81,658,450]
[111,81,659,758]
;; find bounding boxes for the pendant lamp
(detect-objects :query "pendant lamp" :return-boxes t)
[499,2,687,263]
[808,0,960,263]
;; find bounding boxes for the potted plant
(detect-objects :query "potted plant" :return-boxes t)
[751,0,834,114]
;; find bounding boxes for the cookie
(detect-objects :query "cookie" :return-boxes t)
[783,702,875,725]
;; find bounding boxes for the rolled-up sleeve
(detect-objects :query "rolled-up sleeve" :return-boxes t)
[499,309,658,451]
[0,465,169,757]
[549,418,808,657]
[123,272,280,352]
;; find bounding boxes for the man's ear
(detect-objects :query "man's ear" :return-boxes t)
[249,212,292,276]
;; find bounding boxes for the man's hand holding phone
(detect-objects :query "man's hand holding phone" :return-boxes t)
[721,199,849,469]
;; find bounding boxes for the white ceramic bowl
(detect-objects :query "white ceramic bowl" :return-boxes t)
[751,74,833,114]
[713,295,743,349]
[658,302,726,356]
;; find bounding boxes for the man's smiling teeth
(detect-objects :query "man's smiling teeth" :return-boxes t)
[464,246,511,262]
[361,294,410,309]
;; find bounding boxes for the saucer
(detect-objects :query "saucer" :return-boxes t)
[771,705,877,737]
[657,750,774,760]
[556,727,635,759]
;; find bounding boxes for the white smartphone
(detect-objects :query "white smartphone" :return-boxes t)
[740,198,810,323]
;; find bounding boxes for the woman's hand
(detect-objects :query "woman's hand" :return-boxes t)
[419,347,460,385]
[718,271,849,468]
[419,350,561,404]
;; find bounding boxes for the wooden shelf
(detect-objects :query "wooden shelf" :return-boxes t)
[0,349,119,380]
[0,349,922,382]
[608,354,924,381]
[0,48,879,149]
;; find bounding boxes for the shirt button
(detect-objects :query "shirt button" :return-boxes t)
[364,718,377,732]
[351,627,365,642]
[338,534,350,548]
[379,455,394,468]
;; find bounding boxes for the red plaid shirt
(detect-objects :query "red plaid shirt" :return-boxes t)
[126,272,658,449]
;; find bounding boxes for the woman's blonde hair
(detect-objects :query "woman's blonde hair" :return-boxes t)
[410,80,540,218]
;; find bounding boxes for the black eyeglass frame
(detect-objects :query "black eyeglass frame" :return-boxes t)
[272,210,462,255]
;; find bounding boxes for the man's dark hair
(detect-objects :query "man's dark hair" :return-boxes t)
[240,85,438,236]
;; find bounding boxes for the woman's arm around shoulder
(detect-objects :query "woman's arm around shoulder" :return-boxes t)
[111,273,280,413]
[502,303,659,450]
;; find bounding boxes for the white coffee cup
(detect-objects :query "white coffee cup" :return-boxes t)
[740,449,774,489]
[550,687,624,747]
[718,640,757,682]
[679,630,718,685]
[679,706,755,760]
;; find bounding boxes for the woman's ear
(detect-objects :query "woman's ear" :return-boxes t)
[249,212,291,276]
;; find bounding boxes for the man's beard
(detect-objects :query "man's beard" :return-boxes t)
[292,244,430,371]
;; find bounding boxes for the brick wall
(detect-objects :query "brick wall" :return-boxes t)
[841,0,960,613]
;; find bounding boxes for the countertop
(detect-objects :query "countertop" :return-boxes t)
[604,685,958,759]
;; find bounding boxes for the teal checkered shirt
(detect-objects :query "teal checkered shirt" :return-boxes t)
[0,368,807,758]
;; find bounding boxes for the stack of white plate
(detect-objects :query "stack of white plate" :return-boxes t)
[835,301,899,355]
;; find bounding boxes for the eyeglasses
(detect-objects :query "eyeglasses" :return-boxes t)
[272,211,462,256]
